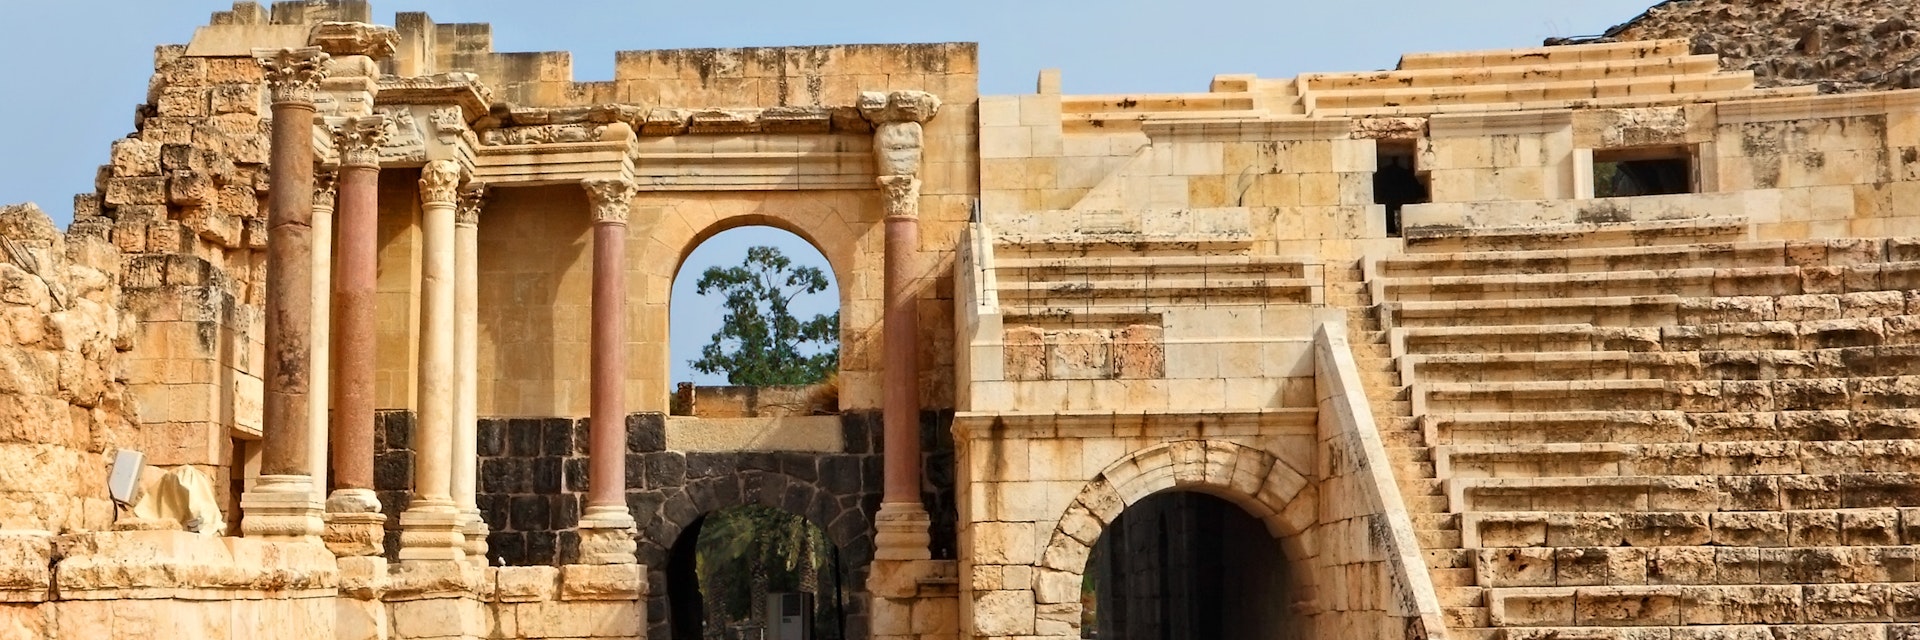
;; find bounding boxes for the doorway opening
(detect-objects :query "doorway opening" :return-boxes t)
[667,506,846,640]
[1081,491,1299,640]
[1374,140,1429,237]
[1593,146,1694,198]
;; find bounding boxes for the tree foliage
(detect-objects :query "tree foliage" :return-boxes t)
[695,506,840,637]
[690,245,839,386]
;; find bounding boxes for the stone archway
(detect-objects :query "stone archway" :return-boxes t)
[627,190,882,414]
[637,463,880,640]
[1022,440,1316,639]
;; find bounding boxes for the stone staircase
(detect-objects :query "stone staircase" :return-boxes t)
[1332,265,1492,633]
[1363,217,1920,637]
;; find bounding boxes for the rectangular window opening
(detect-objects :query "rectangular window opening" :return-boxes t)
[1373,141,1428,237]
[1594,146,1694,198]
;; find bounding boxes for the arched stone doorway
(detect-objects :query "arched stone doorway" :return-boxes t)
[1021,440,1317,639]
[667,505,848,640]
[1082,491,1299,640]
[639,466,879,640]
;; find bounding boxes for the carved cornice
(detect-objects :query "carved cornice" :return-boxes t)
[455,183,488,226]
[858,91,941,125]
[374,73,494,119]
[255,47,332,106]
[583,179,638,225]
[314,171,338,211]
[334,115,390,168]
[308,22,399,60]
[419,160,464,205]
[877,175,920,219]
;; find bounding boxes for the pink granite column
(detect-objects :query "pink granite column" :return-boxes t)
[324,115,389,556]
[242,47,331,542]
[859,91,941,561]
[580,178,640,564]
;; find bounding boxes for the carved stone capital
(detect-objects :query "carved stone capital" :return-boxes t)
[858,90,941,125]
[419,159,464,206]
[255,47,332,106]
[873,120,926,178]
[877,175,921,219]
[309,22,400,60]
[313,170,338,211]
[334,115,390,168]
[456,183,489,226]
[583,179,638,225]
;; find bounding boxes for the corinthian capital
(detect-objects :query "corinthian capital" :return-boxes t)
[456,183,489,226]
[334,115,390,168]
[419,160,465,206]
[877,175,921,219]
[314,171,338,212]
[583,179,638,225]
[255,47,332,105]
[858,91,941,125]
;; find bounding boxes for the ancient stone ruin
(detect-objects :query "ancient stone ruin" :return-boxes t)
[2,1,1919,639]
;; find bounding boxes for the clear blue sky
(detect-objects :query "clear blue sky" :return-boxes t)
[0,0,1659,384]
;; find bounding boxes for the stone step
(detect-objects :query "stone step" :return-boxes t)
[1475,544,1920,588]
[1430,567,1477,588]
[1399,477,1446,496]
[1416,379,1668,413]
[1386,294,1681,329]
[1406,347,1920,385]
[1380,429,1429,449]
[1401,216,1749,254]
[1444,605,1489,629]
[1418,528,1463,549]
[1456,473,1920,515]
[1407,494,1451,511]
[1487,583,1920,627]
[1394,460,1438,479]
[1430,408,1920,446]
[1414,512,1460,530]
[1467,506,1914,549]
[1388,446,1433,462]
[1375,238,1907,279]
[1436,439,1920,481]
[1438,585,1485,608]
[1378,266,1805,303]
[1426,548,1474,570]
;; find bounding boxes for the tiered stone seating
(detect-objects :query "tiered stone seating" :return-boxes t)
[990,232,1323,316]
[1299,39,1814,117]
[1364,219,1920,637]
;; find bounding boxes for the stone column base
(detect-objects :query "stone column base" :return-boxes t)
[241,474,326,543]
[576,506,637,565]
[874,502,932,561]
[397,503,466,564]
[325,489,387,558]
[461,510,490,567]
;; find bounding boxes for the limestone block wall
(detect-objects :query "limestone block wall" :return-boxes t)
[0,205,138,534]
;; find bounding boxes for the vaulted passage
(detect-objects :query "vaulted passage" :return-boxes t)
[668,506,848,640]
[1082,491,1300,640]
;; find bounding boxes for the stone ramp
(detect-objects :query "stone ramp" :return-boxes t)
[1366,217,1920,636]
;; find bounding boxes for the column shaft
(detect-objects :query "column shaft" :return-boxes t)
[309,176,334,500]
[454,186,488,564]
[330,162,379,492]
[262,97,318,478]
[881,216,922,505]
[399,159,466,563]
[589,219,626,509]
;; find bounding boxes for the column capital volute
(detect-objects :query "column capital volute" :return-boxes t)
[858,91,941,125]
[583,179,638,225]
[333,115,390,169]
[419,159,466,206]
[456,183,489,227]
[308,22,400,61]
[255,47,332,106]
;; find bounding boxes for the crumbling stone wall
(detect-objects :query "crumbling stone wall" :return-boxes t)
[1599,0,1920,91]
[0,204,138,533]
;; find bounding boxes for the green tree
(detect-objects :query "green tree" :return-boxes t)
[690,245,839,385]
